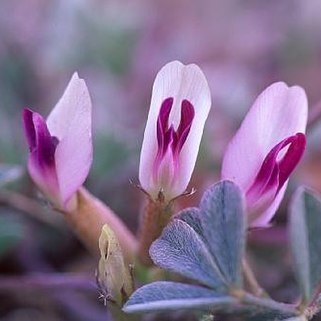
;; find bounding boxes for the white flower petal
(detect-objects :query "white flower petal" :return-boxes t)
[222,82,308,225]
[139,61,211,200]
[222,82,307,192]
[48,73,93,205]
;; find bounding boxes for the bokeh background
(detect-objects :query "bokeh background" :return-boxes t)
[1,0,321,320]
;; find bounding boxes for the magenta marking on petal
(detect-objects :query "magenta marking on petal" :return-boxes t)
[155,97,174,166]
[172,99,195,157]
[23,109,59,170]
[247,133,306,205]
[154,98,195,179]
[277,133,306,191]
[23,109,36,150]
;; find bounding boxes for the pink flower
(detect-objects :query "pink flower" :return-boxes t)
[23,73,92,209]
[139,61,211,202]
[222,82,308,227]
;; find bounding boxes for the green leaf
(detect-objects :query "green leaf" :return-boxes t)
[127,181,298,319]
[199,180,246,288]
[124,282,299,319]
[149,181,246,291]
[289,187,321,303]
[123,281,236,313]
[241,294,299,320]
[150,218,227,291]
[178,208,205,242]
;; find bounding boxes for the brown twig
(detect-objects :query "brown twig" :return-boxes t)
[63,188,138,261]
[138,195,174,266]
[0,187,138,261]
[0,273,96,292]
[242,258,269,298]
[0,189,60,227]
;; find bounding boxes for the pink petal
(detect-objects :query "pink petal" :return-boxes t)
[23,109,59,201]
[247,134,305,201]
[222,82,308,224]
[246,133,305,225]
[251,184,287,227]
[139,61,211,200]
[47,73,93,206]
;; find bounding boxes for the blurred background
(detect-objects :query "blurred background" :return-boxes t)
[1,0,321,320]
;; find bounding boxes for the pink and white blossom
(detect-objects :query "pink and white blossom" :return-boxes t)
[222,82,308,227]
[23,73,92,209]
[139,61,211,202]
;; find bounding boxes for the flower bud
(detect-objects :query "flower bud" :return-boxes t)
[139,61,211,202]
[23,73,92,210]
[97,224,134,306]
[222,82,308,226]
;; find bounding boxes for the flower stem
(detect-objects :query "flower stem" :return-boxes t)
[242,293,299,316]
[0,189,59,227]
[0,273,95,292]
[63,188,137,261]
[242,258,269,298]
[138,195,174,265]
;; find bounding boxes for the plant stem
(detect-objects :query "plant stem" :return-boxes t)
[242,293,299,316]
[0,273,95,292]
[138,195,174,266]
[63,187,137,261]
[0,189,60,227]
[242,258,269,298]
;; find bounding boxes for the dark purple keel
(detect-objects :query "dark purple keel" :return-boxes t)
[23,108,58,171]
[246,133,306,205]
[154,97,195,176]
